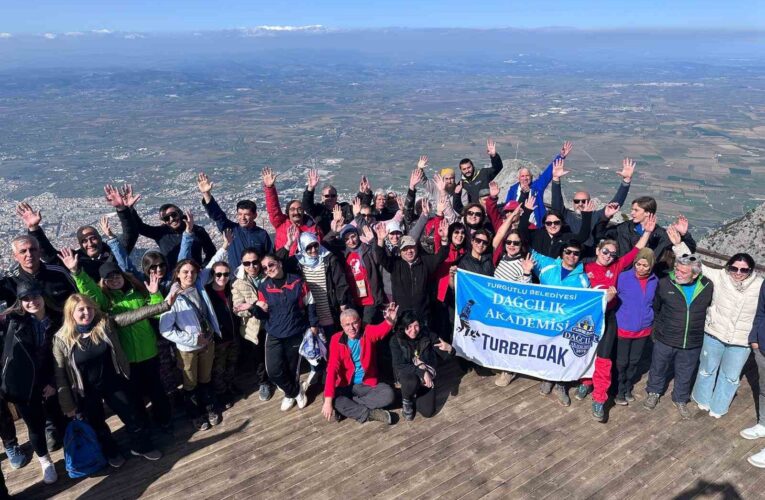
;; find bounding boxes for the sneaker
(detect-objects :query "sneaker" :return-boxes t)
[625,391,636,403]
[643,393,660,410]
[259,383,274,402]
[741,424,765,440]
[108,454,126,468]
[280,397,296,412]
[494,372,513,387]
[614,395,628,406]
[748,448,765,468]
[41,461,58,484]
[674,401,693,420]
[367,409,392,425]
[46,431,62,452]
[296,391,308,410]
[4,445,29,469]
[555,384,571,407]
[592,402,605,422]
[193,416,211,431]
[539,381,554,395]
[575,384,592,401]
[709,411,723,419]
[696,401,710,412]
[402,398,415,421]
[131,449,162,461]
[207,409,221,426]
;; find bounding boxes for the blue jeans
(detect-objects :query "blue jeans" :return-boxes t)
[691,333,751,416]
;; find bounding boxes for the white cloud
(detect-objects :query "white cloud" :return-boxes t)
[0,33,12,39]
[92,28,113,34]
[256,25,323,31]
[124,33,145,39]
[43,33,57,39]
[64,31,84,36]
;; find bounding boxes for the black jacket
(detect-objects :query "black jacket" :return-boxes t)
[653,273,713,349]
[457,252,495,276]
[390,328,454,382]
[519,207,593,258]
[599,220,697,261]
[323,235,386,308]
[205,283,240,343]
[0,263,76,313]
[118,207,217,269]
[277,248,354,317]
[461,153,504,203]
[376,243,449,318]
[748,281,765,354]
[29,226,114,283]
[301,189,354,235]
[0,312,60,404]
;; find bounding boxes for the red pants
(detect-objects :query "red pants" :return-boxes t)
[580,356,612,404]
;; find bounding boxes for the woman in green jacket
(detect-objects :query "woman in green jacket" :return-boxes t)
[60,248,172,431]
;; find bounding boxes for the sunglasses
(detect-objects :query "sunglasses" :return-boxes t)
[323,193,337,198]
[241,260,260,267]
[728,265,752,274]
[360,213,373,218]
[473,238,489,246]
[264,262,279,270]
[545,220,562,227]
[148,263,166,271]
[214,272,230,278]
[600,248,617,257]
[305,244,319,252]
[505,240,521,246]
[161,211,181,222]
[676,253,698,264]
[573,199,589,204]
[466,211,483,217]
[563,249,581,257]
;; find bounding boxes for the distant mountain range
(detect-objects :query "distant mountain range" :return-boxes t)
[700,202,765,266]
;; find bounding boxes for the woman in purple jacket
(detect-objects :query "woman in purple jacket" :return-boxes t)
[614,248,658,405]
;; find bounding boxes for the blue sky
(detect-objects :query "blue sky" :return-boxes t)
[2,0,763,33]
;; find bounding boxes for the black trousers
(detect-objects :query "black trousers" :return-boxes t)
[265,333,302,399]
[81,377,151,457]
[398,370,437,418]
[645,338,701,403]
[129,356,172,427]
[15,390,67,457]
[615,336,650,397]
[430,292,456,343]
[0,399,17,448]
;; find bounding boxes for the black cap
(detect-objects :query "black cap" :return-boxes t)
[98,261,122,280]
[16,280,43,300]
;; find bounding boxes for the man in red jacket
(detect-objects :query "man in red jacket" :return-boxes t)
[322,303,399,424]
[261,167,322,255]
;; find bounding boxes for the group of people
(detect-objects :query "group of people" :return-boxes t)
[1,137,764,495]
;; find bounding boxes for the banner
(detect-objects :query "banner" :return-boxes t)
[452,270,606,381]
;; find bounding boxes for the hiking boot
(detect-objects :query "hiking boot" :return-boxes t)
[402,398,415,421]
[131,449,162,461]
[368,409,392,425]
[614,395,628,406]
[4,444,29,469]
[624,391,636,402]
[296,390,308,409]
[555,384,571,407]
[494,372,514,387]
[259,383,274,402]
[539,381,554,395]
[741,424,765,440]
[674,401,692,420]
[643,393,660,410]
[280,396,296,412]
[108,454,126,468]
[41,460,58,484]
[592,402,605,422]
[207,408,221,426]
[193,416,211,431]
[575,384,592,401]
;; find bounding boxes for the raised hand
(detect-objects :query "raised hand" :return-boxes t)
[675,215,689,236]
[222,228,234,249]
[165,283,181,307]
[58,247,79,273]
[374,222,388,244]
[383,302,399,324]
[359,175,371,193]
[486,137,497,157]
[435,338,454,353]
[99,216,114,238]
[119,184,141,208]
[524,194,537,212]
[560,141,573,159]
[417,155,429,170]
[409,168,424,190]
[433,173,446,193]
[360,225,374,245]
[261,167,277,188]
[16,202,42,230]
[604,202,620,219]
[184,209,194,233]
[666,225,682,245]
[420,198,430,217]
[438,218,449,240]
[144,273,160,295]
[197,172,214,194]
[552,158,570,180]
[521,254,535,274]
[285,224,299,249]
[489,181,500,198]
[396,195,406,212]
[307,169,320,191]
[352,197,361,217]
[643,213,657,233]
[454,181,463,194]
[617,158,636,183]
[581,200,596,213]
[104,184,125,209]
[436,194,448,216]
[507,205,522,223]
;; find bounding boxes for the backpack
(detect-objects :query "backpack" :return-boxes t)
[64,419,107,478]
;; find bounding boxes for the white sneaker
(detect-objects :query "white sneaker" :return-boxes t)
[709,411,723,419]
[41,461,58,484]
[695,401,710,412]
[280,397,295,411]
[741,423,765,440]
[296,390,308,409]
[748,448,765,468]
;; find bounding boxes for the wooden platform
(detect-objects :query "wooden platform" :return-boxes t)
[4,356,764,499]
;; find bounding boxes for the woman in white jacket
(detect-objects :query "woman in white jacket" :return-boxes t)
[669,225,763,418]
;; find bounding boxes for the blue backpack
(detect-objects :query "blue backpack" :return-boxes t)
[64,419,107,478]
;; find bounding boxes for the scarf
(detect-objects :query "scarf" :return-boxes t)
[297,232,330,269]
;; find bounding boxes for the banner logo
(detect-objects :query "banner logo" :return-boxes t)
[562,316,598,357]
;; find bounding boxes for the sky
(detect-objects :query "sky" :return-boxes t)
[1,0,763,34]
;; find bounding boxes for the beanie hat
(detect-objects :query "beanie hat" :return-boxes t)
[76,225,101,245]
[440,168,455,177]
[339,224,359,239]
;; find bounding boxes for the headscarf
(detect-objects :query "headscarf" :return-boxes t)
[297,232,330,269]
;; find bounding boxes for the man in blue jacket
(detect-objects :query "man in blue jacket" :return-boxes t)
[197,172,273,268]
[504,141,572,226]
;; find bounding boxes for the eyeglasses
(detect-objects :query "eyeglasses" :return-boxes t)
[545,220,562,227]
[288,208,304,213]
[600,248,617,257]
[473,238,489,246]
[305,244,319,252]
[573,199,589,204]
[323,193,337,198]
[360,213,373,218]
[148,263,166,271]
[728,265,752,275]
[161,211,181,222]
[214,272,230,278]
[563,249,581,257]
[264,262,279,270]
[241,260,260,267]
[466,211,483,217]
[505,240,521,246]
